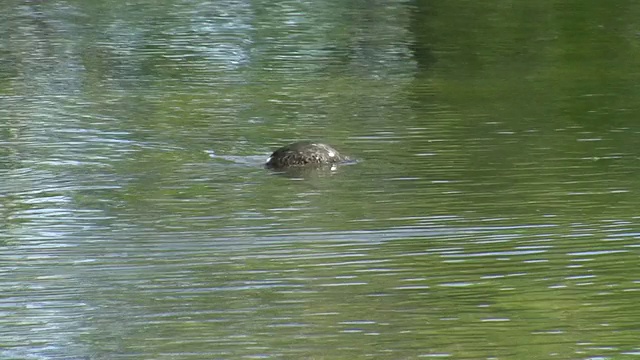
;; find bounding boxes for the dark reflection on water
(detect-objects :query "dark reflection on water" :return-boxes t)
[2,0,640,359]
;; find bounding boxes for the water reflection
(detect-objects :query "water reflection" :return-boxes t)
[2,0,640,359]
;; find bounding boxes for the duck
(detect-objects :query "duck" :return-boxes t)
[265,141,349,170]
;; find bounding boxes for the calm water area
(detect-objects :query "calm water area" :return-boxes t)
[1,0,640,359]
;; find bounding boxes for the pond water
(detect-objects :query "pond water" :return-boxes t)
[2,1,640,359]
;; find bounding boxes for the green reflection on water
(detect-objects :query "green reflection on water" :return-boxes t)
[1,0,640,359]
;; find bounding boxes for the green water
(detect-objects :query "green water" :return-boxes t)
[1,0,640,359]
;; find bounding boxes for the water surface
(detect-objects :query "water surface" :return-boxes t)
[1,0,640,359]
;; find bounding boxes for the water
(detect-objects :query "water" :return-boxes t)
[2,0,640,359]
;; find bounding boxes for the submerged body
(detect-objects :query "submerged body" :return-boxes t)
[265,141,349,170]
